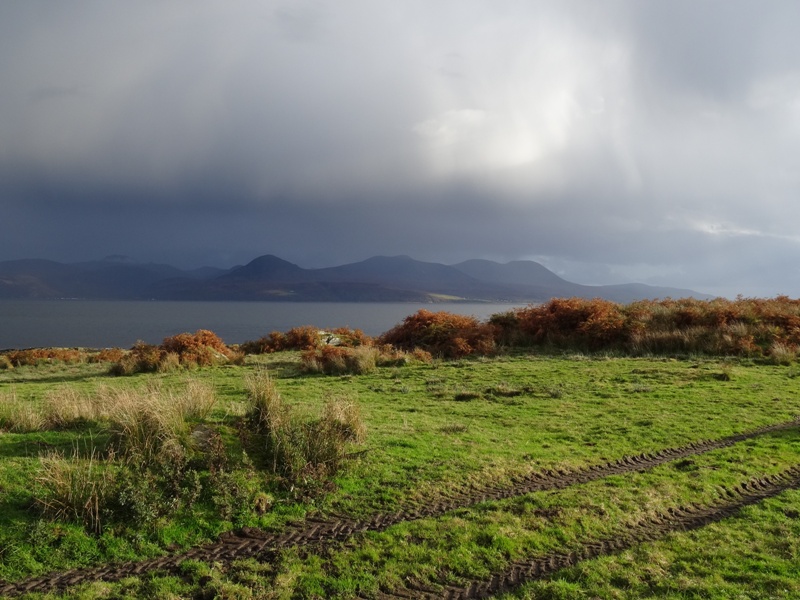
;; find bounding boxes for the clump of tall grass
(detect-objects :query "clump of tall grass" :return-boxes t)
[0,388,45,432]
[300,344,433,375]
[375,345,434,367]
[301,345,379,375]
[244,369,285,434]
[300,396,365,476]
[244,369,365,486]
[320,395,366,443]
[769,342,798,365]
[34,447,116,535]
[103,381,217,460]
[26,377,273,535]
[41,385,107,429]
[0,378,217,451]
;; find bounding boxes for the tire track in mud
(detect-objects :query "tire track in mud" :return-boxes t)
[1,417,799,598]
[378,466,800,599]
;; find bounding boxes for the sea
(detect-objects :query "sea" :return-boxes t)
[0,300,525,350]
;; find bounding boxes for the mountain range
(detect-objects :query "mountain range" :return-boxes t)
[0,254,710,303]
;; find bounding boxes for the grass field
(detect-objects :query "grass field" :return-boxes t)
[1,350,800,599]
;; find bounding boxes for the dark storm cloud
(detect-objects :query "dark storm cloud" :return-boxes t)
[2,1,800,297]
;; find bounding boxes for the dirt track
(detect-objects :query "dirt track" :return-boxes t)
[378,466,800,599]
[1,416,799,598]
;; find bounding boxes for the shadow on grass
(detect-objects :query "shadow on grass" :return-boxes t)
[264,360,305,379]
[0,429,110,460]
[0,371,113,386]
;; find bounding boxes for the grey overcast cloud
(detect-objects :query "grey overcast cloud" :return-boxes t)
[2,1,799,298]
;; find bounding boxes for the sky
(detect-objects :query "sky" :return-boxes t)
[2,1,800,298]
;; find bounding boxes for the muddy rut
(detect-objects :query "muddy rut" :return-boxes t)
[1,417,799,598]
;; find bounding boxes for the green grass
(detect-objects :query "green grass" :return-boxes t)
[1,352,800,598]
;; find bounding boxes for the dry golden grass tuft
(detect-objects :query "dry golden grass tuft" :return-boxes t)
[0,388,44,432]
[244,368,365,485]
[34,447,115,535]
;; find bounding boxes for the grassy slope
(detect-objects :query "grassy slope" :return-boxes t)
[1,353,799,598]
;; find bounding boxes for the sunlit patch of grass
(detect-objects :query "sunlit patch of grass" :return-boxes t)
[2,352,800,597]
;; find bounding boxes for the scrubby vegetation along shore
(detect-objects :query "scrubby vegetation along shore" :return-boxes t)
[242,296,800,364]
[3,297,799,374]
[492,296,800,359]
[1,297,800,598]
[0,347,125,369]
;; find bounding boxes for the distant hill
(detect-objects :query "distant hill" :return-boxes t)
[453,259,571,287]
[0,254,711,302]
[0,258,229,300]
[450,259,704,303]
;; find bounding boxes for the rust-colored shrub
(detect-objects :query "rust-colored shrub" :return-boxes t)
[498,296,800,357]
[284,326,324,350]
[161,329,232,366]
[488,310,523,347]
[378,310,495,358]
[242,326,372,356]
[241,331,287,354]
[89,348,126,363]
[129,341,163,373]
[411,348,434,364]
[514,298,628,350]
[328,327,372,347]
[110,330,234,375]
[4,348,88,367]
[242,326,323,354]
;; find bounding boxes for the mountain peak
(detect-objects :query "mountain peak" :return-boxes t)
[225,254,305,280]
[247,254,300,268]
[452,259,569,287]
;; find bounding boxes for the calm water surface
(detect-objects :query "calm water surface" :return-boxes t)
[0,300,523,349]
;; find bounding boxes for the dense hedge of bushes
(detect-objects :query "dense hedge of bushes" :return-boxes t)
[491,296,800,359]
[240,297,800,363]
